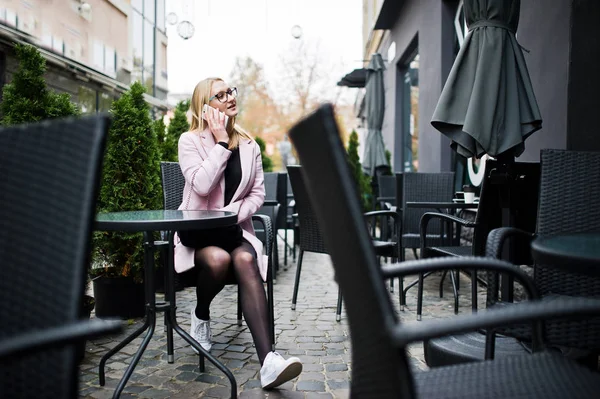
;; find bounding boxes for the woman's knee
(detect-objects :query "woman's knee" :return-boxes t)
[233,251,256,271]
[197,248,231,270]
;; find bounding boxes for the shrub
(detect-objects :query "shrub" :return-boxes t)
[347,130,372,211]
[92,82,162,282]
[1,44,79,125]
[163,100,190,161]
[255,136,273,172]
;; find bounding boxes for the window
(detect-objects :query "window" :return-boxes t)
[53,37,64,54]
[78,86,96,114]
[4,9,17,27]
[93,40,104,71]
[104,46,116,76]
[98,92,114,112]
[144,0,155,23]
[132,0,142,12]
[156,0,165,31]
[133,11,143,67]
[144,16,155,94]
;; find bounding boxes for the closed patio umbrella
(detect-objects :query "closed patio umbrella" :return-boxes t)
[362,53,389,175]
[431,0,542,159]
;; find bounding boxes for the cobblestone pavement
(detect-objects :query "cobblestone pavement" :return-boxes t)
[79,237,487,398]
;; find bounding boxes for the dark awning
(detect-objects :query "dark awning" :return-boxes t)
[336,68,367,88]
[374,0,405,30]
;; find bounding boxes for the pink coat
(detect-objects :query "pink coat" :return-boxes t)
[174,128,268,281]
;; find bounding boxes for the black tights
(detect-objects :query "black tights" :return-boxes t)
[193,242,271,364]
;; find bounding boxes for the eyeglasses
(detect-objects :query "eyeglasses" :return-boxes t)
[209,87,238,103]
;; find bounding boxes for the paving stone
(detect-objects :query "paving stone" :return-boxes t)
[296,380,326,391]
[137,388,171,399]
[325,364,348,372]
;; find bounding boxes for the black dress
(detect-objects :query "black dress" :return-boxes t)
[178,143,244,252]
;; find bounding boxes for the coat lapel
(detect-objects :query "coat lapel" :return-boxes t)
[230,139,253,203]
[198,129,226,202]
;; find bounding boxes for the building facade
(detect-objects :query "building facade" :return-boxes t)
[0,0,168,113]
[357,0,600,186]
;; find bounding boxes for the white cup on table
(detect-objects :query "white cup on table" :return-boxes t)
[464,192,475,203]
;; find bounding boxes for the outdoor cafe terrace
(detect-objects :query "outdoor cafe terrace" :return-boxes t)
[78,241,487,399]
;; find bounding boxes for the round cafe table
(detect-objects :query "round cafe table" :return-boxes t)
[95,210,238,399]
[531,233,600,278]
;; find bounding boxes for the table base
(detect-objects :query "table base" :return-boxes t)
[97,231,237,399]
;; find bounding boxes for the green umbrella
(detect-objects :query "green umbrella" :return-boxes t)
[431,0,542,159]
[363,53,389,175]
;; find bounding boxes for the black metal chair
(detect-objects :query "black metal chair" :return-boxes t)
[288,165,399,321]
[417,160,540,319]
[254,172,280,278]
[0,115,122,398]
[424,150,600,368]
[159,161,275,349]
[289,103,600,399]
[398,172,455,311]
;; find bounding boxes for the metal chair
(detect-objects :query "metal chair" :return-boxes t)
[424,149,600,368]
[254,172,281,278]
[398,172,455,310]
[418,160,540,319]
[159,162,276,350]
[289,103,600,399]
[0,115,121,398]
[288,165,399,321]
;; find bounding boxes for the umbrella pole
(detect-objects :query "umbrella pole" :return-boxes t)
[491,153,517,302]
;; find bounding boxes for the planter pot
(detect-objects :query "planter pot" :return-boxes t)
[92,276,145,319]
[77,295,96,362]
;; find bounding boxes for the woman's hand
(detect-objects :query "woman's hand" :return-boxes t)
[206,106,229,143]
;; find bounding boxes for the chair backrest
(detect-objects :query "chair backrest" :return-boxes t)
[535,149,600,313]
[0,115,109,398]
[275,172,289,229]
[286,165,327,254]
[289,104,414,397]
[263,172,278,202]
[161,161,185,210]
[473,159,540,258]
[402,172,455,240]
[377,175,397,207]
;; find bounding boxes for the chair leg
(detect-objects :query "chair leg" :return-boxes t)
[449,270,459,315]
[284,228,288,267]
[272,233,279,282]
[471,270,478,313]
[399,249,405,310]
[336,288,343,322]
[412,248,419,259]
[291,249,304,310]
[237,292,243,326]
[439,270,448,298]
[267,266,276,351]
[416,272,424,321]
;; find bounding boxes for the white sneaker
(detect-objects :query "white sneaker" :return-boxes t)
[260,351,303,389]
[189,310,212,353]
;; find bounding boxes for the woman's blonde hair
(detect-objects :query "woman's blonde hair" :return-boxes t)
[189,77,252,150]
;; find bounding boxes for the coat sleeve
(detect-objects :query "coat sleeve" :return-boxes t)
[219,142,265,223]
[178,133,231,196]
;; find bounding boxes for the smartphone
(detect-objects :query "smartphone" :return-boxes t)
[202,104,229,126]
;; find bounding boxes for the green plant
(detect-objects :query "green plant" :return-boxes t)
[153,116,167,159]
[92,82,162,282]
[163,100,190,162]
[255,136,274,172]
[0,44,79,125]
[385,150,393,174]
[347,130,372,211]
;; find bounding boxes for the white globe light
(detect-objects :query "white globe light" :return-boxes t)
[291,25,302,39]
[80,2,91,13]
[166,12,178,26]
[177,20,195,40]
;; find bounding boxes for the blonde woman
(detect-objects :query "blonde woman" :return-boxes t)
[174,78,302,389]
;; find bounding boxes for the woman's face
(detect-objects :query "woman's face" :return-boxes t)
[208,80,238,118]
